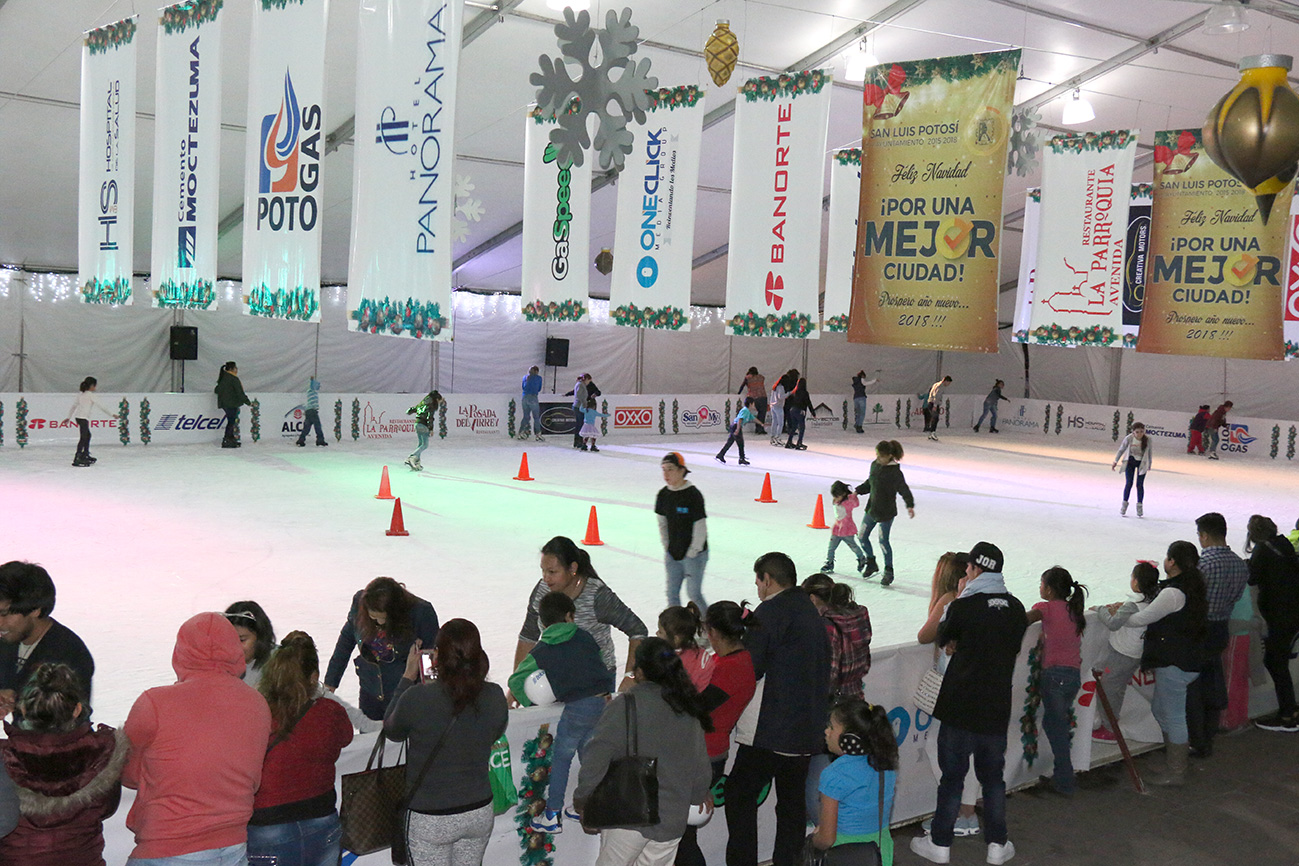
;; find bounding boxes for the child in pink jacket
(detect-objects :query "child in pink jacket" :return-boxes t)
[822,481,868,574]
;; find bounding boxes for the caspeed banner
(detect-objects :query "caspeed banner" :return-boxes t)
[848,50,1019,352]
[521,110,591,322]
[1027,131,1137,346]
[78,17,138,305]
[609,86,704,331]
[348,0,462,341]
[823,149,861,332]
[151,3,223,311]
[1137,129,1292,359]
[724,70,833,338]
[242,0,328,323]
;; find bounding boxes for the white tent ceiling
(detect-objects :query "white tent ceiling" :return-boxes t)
[3,0,1298,311]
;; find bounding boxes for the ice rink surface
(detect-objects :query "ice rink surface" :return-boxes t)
[5,424,1296,726]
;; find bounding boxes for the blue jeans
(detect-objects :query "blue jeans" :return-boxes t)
[1122,456,1145,503]
[804,750,831,820]
[412,424,430,458]
[129,844,248,866]
[975,401,998,429]
[1205,428,1221,455]
[665,548,708,608]
[547,695,606,812]
[297,409,325,445]
[1150,665,1200,744]
[247,813,341,866]
[521,394,541,435]
[1040,666,1081,793]
[787,407,807,446]
[858,516,893,571]
[853,396,867,428]
[932,724,1007,847]
[825,535,865,569]
[223,407,240,443]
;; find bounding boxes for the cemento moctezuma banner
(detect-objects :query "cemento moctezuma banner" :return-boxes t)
[1137,129,1291,360]
[848,50,1019,353]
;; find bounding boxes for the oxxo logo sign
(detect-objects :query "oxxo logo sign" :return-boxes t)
[614,407,653,428]
[681,406,722,429]
[256,70,322,231]
[1224,423,1256,453]
[155,414,222,431]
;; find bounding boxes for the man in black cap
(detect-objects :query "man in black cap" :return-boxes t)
[912,541,1026,866]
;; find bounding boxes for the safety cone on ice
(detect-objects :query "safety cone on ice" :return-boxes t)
[514,452,535,481]
[385,498,410,536]
[807,494,829,529]
[754,473,777,503]
[582,506,604,546]
[375,465,395,500]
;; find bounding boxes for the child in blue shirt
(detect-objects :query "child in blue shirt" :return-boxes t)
[715,397,755,465]
[812,698,898,864]
[578,396,610,452]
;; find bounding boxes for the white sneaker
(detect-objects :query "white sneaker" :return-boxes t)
[987,841,1016,864]
[910,835,951,864]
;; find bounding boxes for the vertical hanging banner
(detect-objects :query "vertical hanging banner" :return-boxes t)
[1026,131,1137,346]
[1137,129,1291,359]
[521,109,592,322]
[1285,195,1299,358]
[724,70,833,338]
[348,0,462,340]
[151,2,223,310]
[1011,189,1040,340]
[242,0,328,323]
[1122,184,1153,345]
[823,149,861,332]
[848,50,1020,352]
[609,86,705,331]
[78,17,138,305]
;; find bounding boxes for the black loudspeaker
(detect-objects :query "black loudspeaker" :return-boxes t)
[545,337,570,367]
[169,326,198,361]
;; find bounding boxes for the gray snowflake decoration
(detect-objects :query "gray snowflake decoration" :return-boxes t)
[531,7,658,173]
[1007,106,1042,177]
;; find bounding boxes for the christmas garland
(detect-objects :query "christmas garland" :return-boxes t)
[0,400,5,447]
[1121,333,1138,348]
[1288,426,1296,460]
[438,400,448,439]
[842,401,848,430]
[824,314,850,333]
[740,69,830,103]
[611,303,687,330]
[874,51,1017,91]
[351,399,361,441]
[1020,644,1043,765]
[728,310,816,338]
[87,18,137,55]
[1043,404,1050,434]
[646,85,702,112]
[140,398,152,445]
[1112,410,1121,441]
[905,398,912,428]
[351,298,448,338]
[1047,130,1134,154]
[1025,323,1119,347]
[894,399,901,428]
[601,399,609,436]
[522,299,586,323]
[1285,339,1299,360]
[1027,188,1041,203]
[334,399,342,442]
[155,279,216,309]
[81,277,132,305]
[118,399,131,445]
[1271,425,1280,459]
[161,0,222,35]
[514,726,556,866]
[1126,411,1135,435]
[671,399,680,434]
[1131,183,1154,200]
[261,0,307,10]
[834,148,861,167]
[508,399,517,439]
[250,399,261,442]
[16,400,28,448]
[1054,404,1063,436]
[247,284,319,321]
[658,400,666,435]
[946,398,951,428]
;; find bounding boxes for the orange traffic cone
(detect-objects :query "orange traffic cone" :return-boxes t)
[755,472,777,503]
[375,465,395,500]
[807,494,829,529]
[385,498,410,536]
[514,452,534,481]
[582,505,604,546]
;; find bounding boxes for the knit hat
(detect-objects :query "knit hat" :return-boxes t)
[661,452,690,475]
[965,541,1004,574]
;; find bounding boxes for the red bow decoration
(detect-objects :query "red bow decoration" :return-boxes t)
[863,64,907,111]
[1154,129,1196,167]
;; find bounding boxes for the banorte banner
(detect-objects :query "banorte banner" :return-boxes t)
[150,3,223,311]
[78,17,138,306]
[1137,129,1292,359]
[241,0,328,323]
[848,50,1020,353]
[347,0,462,342]
[520,109,592,323]
[1028,131,1137,347]
[609,86,705,331]
[823,149,861,333]
[723,70,833,339]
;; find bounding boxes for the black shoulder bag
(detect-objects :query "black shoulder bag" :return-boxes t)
[581,693,659,829]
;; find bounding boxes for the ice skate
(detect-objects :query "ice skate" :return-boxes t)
[405,456,418,471]
[861,557,880,578]
[86,456,97,464]
[973,424,980,432]
[296,440,306,447]
[738,457,750,465]
[315,440,328,446]
[1120,501,1129,516]
[990,427,1000,433]
[1137,503,1143,517]
[715,454,726,464]
[589,444,599,452]
[534,434,544,442]
[881,569,895,586]
[72,456,92,467]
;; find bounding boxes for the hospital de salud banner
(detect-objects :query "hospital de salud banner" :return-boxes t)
[79,16,138,305]
[150,2,223,310]
[609,86,705,331]
[724,70,833,338]
[347,0,462,341]
[823,149,861,332]
[241,0,328,323]
[1137,129,1292,360]
[848,50,1019,352]
[520,109,592,322]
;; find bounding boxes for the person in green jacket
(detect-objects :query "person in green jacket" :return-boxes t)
[214,362,251,449]
[404,390,443,471]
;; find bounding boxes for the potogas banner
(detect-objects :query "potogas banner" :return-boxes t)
[521,110,592,323]
[609,86,705,331]
[347,0,462,342]
[1283,194,1299,359]
[241,0,327,323]
[150,2,223,311]
[1011,189,1039,338]
[1138,129,1292,360]
[848,50,1019,353]
[823,149,861,333]
[724,70,833,339]
[1027,131,1137,347]
[78,17,138,306]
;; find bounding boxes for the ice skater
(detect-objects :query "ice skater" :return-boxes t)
[215,361,251,448]
[295,378,328,447]
[851,369,880,433]
[1205,401,1232,459]
[1112,422,1152,516]
[973,379,1009,433]
[65,376,115,467]
[404,390,443,471]
[716,397,754,465]
[821,481,867,574]
[768,374,788,445]
[521,365,544,441]
[922,375,952,440]
[855,440,915,585]
[1187,404,1210,455]
[738,367,768,435]
[578,395,609,452]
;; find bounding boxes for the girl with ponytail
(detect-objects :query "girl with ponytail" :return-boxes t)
[1026,566,1089,795]
[809,698,897,862]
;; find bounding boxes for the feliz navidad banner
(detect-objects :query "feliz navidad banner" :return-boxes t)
[848,50,1020,353]
[520,109,592,323]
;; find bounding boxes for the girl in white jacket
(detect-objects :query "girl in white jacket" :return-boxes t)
[1111,422,1153,516]
[66,377,115,467]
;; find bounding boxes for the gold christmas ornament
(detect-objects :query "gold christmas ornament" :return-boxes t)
[705,20,739,87]
[1202,54,1299,223]
[594,248,614,275]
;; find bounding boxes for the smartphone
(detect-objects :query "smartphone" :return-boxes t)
[419,649,437,681]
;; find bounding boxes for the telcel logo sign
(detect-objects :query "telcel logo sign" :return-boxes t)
[681,406,722,429]
[155,414,223,431]
[614,407,653,428]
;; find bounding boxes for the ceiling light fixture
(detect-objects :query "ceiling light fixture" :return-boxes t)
[1203,2,1250,35]
[1062,88,1095,125]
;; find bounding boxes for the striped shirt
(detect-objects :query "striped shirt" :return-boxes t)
[520,576,648,671]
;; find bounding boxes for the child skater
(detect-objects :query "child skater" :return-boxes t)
[855,440,915,586]
[66,376,115,467]
[658,604,716,694]
[404,389,442,471]
[822,481,868,575]
[716,397,754,465]
[1112,421,1152,517]
[579,395,609,452]
[809,698,897,864]
[1090,560,1160,742]
[1025,566,1088,795]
